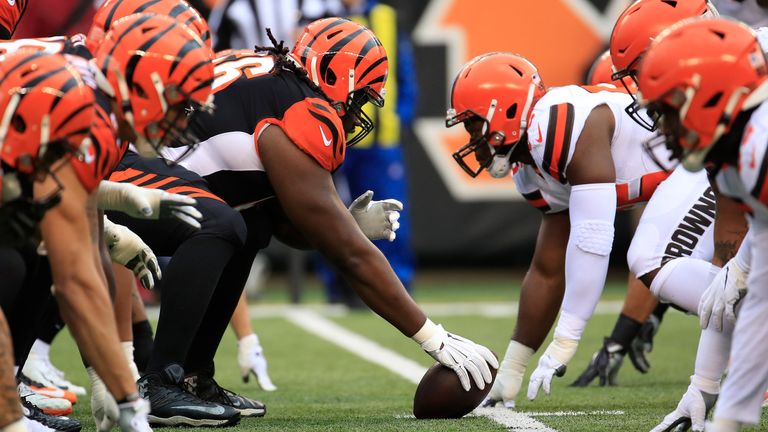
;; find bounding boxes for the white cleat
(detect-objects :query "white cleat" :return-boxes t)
[18,382,72,417]
[22,415,56,432]
[23,352,87,396]
[238,334,277,391]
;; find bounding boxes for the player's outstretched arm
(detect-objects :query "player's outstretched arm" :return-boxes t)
[259,125,497,390]
[528,105,617,401]
[37,164,137,403]
[485,211,569,408]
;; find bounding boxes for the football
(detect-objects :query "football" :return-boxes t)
[413,362,498,419]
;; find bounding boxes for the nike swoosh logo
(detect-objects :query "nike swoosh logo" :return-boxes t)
[7,0,15,5]
[320,126,333,147]
[175,405,226,415]
[536,124,543,144]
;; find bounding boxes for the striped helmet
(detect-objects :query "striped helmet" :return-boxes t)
[447,52,545,178]
[291,17,388,146]
[87,0,212,53]
[0,50,95,176]
[93,13,214,159]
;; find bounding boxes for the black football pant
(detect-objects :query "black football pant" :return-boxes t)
[108,152,268,376]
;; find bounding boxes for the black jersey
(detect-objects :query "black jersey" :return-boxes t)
[166,50,346,210]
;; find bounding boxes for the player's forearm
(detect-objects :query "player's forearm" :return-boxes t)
[512,267,565,350]
[336,246,426,336]
[711,183,748,266]
[0,310,22,427]
[53,268,136,400]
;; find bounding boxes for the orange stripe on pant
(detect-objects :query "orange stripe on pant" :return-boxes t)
[165,186,225,203]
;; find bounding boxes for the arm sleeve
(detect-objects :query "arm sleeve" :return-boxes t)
[555,182,616,341]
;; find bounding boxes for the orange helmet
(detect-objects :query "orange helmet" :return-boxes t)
[93,13,214,159]
[87,0,211,53]
[446,52,546,178]
[291,17,388,146]
[610,0,717,129]
[586,49,637,91]
[0,50,95,177]
[637,18,768,171]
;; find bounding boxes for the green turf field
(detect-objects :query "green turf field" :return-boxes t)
[50,275,768,431]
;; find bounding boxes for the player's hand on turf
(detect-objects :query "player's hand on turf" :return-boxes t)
[570,338,624,387]
[117,397,153,432]
[650,375,719,432]
[238,334,277,391]
[97,180,203,229]
[88,367,120,432]
[103,217,161,290]
[699,258,748,332]
[527,337,577,400]
[416,321,498,391]
[628,315,660,373]
[527,352,566,400]
[483,340,533,408]
[348,190,402,241]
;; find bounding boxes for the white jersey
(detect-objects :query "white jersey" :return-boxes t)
[716,101,768,220]
[513,85,670,213]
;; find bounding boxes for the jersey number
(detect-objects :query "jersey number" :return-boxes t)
[212,55,275,93]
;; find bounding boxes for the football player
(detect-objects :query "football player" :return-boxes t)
[448,50,726,409]
[573,0,731,388]
[0,50,150,431]
[105,18,497,426]
[636,17,767,432]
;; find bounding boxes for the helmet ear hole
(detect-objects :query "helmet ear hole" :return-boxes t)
[506,103,518,119]
[704,92,722,108]
[12,114,26,133]
[324,68,337,86]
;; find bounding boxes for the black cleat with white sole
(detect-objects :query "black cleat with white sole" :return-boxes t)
[185,366,266,418]
[21,397,81,432]
[137,363,240,427]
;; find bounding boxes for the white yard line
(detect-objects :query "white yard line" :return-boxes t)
[145,300,625,321]
[284,307,558,432]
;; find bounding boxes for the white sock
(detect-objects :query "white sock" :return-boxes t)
[649,257,719,313]
[120,342,140,382]
[29,340,50,359]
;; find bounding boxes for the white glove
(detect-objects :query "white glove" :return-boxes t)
[117,397,152,432]
[88,367,119,432]
[484,340,534,408]
[699,258,748,332]
[97,181,202,229]
[103,217,161,290]
[650,375,719,432]
[527,337,578,400]
[238,333,277,391]
[348,190,402,242]
[412,319,498,391]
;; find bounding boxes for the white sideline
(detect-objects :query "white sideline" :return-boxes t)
[284,307,558,432]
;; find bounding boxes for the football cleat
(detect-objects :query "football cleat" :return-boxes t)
[185,368,266,418]
[23,352,87,396]
[571,338,625,387]
[18,381,72,417]
[21,395,81,432]
[137,364,240,427]
[19,373,77,405]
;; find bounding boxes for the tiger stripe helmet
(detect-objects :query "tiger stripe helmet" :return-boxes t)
[93,13,214,159]
[0,50,95,176]
[87,0,212,53]
[291,17,388,146]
